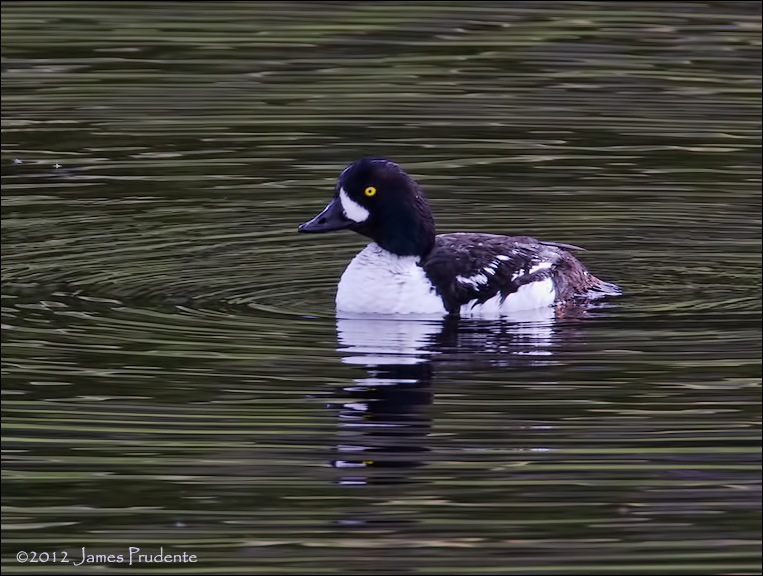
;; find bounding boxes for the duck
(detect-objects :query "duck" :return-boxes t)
[298,158,618,317]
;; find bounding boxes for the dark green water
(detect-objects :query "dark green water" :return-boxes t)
[2,2,761,574]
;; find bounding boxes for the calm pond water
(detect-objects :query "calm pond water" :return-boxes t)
[2,2,761,574]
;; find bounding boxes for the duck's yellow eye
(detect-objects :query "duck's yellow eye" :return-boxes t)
[364,186,377,197]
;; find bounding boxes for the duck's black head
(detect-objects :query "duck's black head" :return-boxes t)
[298,158,436,257]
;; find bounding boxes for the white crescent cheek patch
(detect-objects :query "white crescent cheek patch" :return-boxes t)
[339,188,370,223]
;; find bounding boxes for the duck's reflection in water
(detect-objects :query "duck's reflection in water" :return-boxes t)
[331,308,559,485]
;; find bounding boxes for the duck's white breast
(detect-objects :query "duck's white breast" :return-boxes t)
[336,243,446,315]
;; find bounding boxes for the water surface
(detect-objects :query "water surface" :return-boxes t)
[2,2,761,574]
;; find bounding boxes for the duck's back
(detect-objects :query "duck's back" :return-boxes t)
[421,233,615,317]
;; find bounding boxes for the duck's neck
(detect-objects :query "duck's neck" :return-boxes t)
[375,225,434,258]
[364,207,436,258]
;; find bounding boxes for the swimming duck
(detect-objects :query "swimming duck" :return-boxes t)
[298,158,617,317]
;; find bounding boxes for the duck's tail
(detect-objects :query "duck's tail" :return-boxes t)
[583,274,622,299]
[553,250,621,302]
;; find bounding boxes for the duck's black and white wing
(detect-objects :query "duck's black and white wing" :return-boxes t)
[421,233,600,316]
